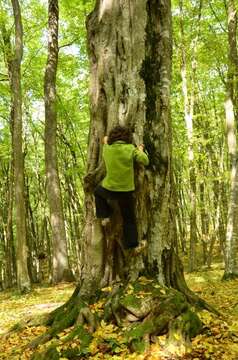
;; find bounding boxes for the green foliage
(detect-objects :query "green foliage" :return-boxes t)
[0,0,95,282]
[171,0,229,261]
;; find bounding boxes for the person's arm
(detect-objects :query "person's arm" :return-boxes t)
[133,144,149,165]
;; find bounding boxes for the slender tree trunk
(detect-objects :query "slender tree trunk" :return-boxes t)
[44,0,73,283]
[1,20,17,289]
[206,166,221,267]
[179,0,203,272]
[219,183,227,262]
[199,181,209,265]
[5,160,16,287]
[11,0,31,292]
[223,0,238,279]
[25,176,38,283]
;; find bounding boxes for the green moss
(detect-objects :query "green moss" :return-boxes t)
[31,345,60,360]
[180,309,203,338]
[45,346,60,360]
[222,272,238,281]
[120,294,141,309]
[171,291,187,309]
[133,281,154,293]
[50,301,85,337]
[61,347,84,359]
[168,309,203,346]
[126,319,155,340]
[131,338,147,353]
[103,301,113,322]
[63,324,92,347]
[46,287,81,326]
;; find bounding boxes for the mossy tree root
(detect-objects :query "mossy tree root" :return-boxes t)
[28,268,218,359]
[30,279,203,359]
[162,249,221,316]
[102,279,203,353]
[30,325,92,360]
[28,286,97,350]
[222,272,238,281]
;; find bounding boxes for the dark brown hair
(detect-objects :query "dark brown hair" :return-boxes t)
[107,125,133,145]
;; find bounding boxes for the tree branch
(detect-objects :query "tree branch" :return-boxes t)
[59,38,79,50]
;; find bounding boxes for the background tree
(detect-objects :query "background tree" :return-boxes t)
[0,6,16,288]
[0,0,92,288]
[172,0,229,268]
[179,0,200,272]
[11,0,30,292]
[44,0,74,284]
[223,0,238,280]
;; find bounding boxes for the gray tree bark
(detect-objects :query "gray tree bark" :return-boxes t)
[81,0,191,298]
[179,0,203,272]
[44,0,72,283]
[11,0,31,292]
[223,0,238,280]
[1,16,18,289]
[5,161,16,287]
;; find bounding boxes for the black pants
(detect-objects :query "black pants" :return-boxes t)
[94,185,138,249]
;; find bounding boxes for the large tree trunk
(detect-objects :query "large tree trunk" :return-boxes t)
[223,0,238,280]
[28,2,217,358]
[81,0,199,299]
[11,0,31,292]
[44,0,73,283]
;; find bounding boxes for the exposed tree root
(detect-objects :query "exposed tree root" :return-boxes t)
[162,249,221,316]
[29,278,205,359]
[222,272,238,281]
[5,313,48,336]
[3,252,219,359]
[28,286,97,351]
[3,254,220,359]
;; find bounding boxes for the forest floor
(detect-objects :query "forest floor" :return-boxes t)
[0,264,238,359]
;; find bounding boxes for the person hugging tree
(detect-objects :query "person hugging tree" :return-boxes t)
[94,125,149,254]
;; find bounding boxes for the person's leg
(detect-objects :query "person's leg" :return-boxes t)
[117,193,138,249]
[94,185,113,218]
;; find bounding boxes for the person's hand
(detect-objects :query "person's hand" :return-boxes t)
[137,144,144,152]
[103,136,108,144]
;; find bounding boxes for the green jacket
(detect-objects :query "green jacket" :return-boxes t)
[102,141,149,191]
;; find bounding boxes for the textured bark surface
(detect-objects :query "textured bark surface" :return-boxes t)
[141,0,174,282]
[179,0,203,272]
[81,0,188,293]
[82,0,148,293]
[44,0,72,283]
[11,0,30,292]
[1,17,18,289]
[5,161,16,287]
[223,0,238,280]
